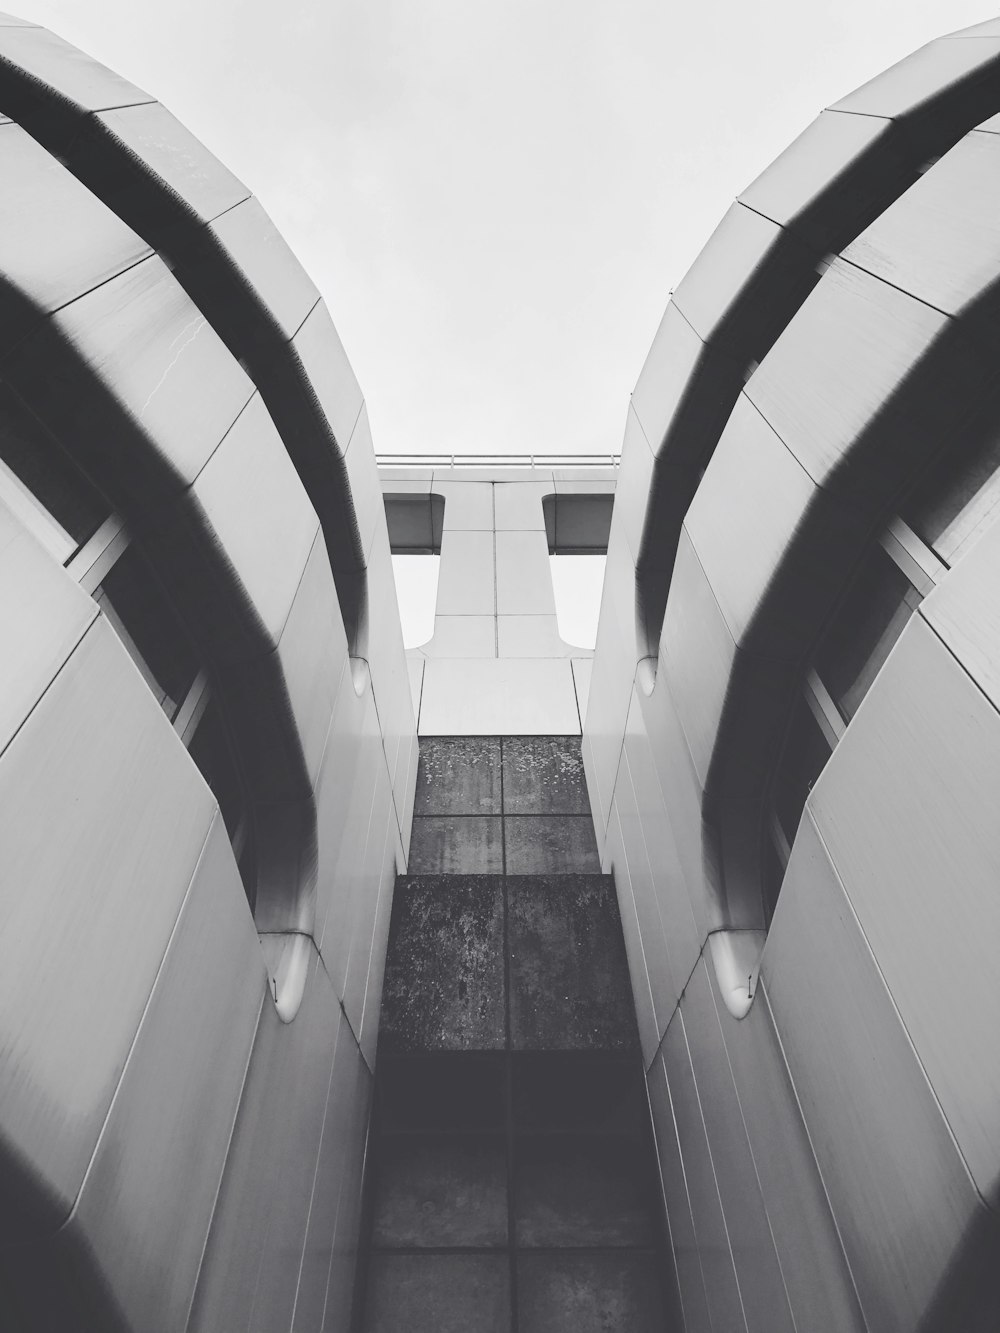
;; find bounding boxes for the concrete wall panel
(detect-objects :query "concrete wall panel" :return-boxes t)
[495,529,555,616]
[291,1014,373,1332]
[0,123,150,356]
[419,658,581,736]
[435,480,494,531]
[637,664,710,945]
[416,615,496,658]
[188,957,370,1333]
[684,394,865,655]
[0,617,215,1234]
[493,481,548,531]
[718,985,865,1333]
[6,254,255,508]
[343,404,384,565]
[614,402,655,564]
[739,108,893,234]
[622,697,701,1023]
[157,391,320,662]
[661,1012,746,1333]
[603,802,660,1066]
[582,517,637,839]
[680,960,795,1333]
[206,196,318,341]
[0,25,153,126]
[659,526,737,791]
[316,684,383,986]
[90,101,249,224]
[920,513,1000,711]
[745,258,950,499]
[435,529,495,617]
[810,614,1000,1203]
[766,808,981,1333]
[646,1053,711,1333]
[0,499,97,752]
[287,298,364,463]
[844,129,1000,316]
[830,35,1000,120]
[72,813,264,1333]
[672,202,786,354]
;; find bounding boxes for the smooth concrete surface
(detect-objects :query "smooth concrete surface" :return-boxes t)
[385,468,615,733]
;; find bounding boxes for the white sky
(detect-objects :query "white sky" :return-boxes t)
[8,0,994,458]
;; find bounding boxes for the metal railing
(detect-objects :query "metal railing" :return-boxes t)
[375,452,620,470]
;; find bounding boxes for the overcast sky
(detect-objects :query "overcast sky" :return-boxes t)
[9,0,993,458]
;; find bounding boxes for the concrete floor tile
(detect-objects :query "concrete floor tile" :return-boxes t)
[501,736,590,815]
[380,878,505,1052]
[517,1251,667,1333]
[364,1253,511,1333]
[377,1055,506,1134]
[514,1136,656,1247]
[512,1053,646,1134]
[372,1136,508,1247]
[408,816,504,873]
[504,816,600,874]
[415,737,502,815]
[508,876,638,1052]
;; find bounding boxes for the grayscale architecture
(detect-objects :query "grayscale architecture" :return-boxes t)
[1,10,999,1332]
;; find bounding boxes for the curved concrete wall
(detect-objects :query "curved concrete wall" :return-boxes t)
[585,20,1000,1333]
[0,16,415,1332]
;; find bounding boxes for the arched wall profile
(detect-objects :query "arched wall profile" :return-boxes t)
[584,20,1000,1333]
[0,16,416,1331]
[0,18,371,654]
[631,26,1000,664]
[608,25,1000,935]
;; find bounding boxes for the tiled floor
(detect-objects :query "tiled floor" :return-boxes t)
[357,737,676,1332]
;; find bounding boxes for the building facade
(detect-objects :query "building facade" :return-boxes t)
[584,17,1000,1333]
[0,10,999,1331]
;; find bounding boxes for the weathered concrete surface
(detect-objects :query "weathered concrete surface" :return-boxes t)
[504,815,600,874]
[364,1253,511,1333]
[414,737,502,815]
[507,875,637,1051]
[516,1252,666,1333]
[501,736,590,815]
[362,738,673,1331]
[380,877,505,1052]
[372,1136,507,1247]
[408,816,504,874]
[514,1136,655,1246]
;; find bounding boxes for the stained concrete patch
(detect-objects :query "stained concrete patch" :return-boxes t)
[372,1136,508,1247]
[408,815,504,873]
[517,1251,666,1333]
[514,1135,656,1247]
[501,736,590,815]
[414,737,502,815]
[364,1253,511,1333]
[507,876,637,1051]
[380,877,505,1052]
[504,815,600,873]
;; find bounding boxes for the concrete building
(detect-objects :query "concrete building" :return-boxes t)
[1,10,999,1331]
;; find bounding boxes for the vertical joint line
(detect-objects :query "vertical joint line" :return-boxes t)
[492,482,499,658]
[501,737,518,1328]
